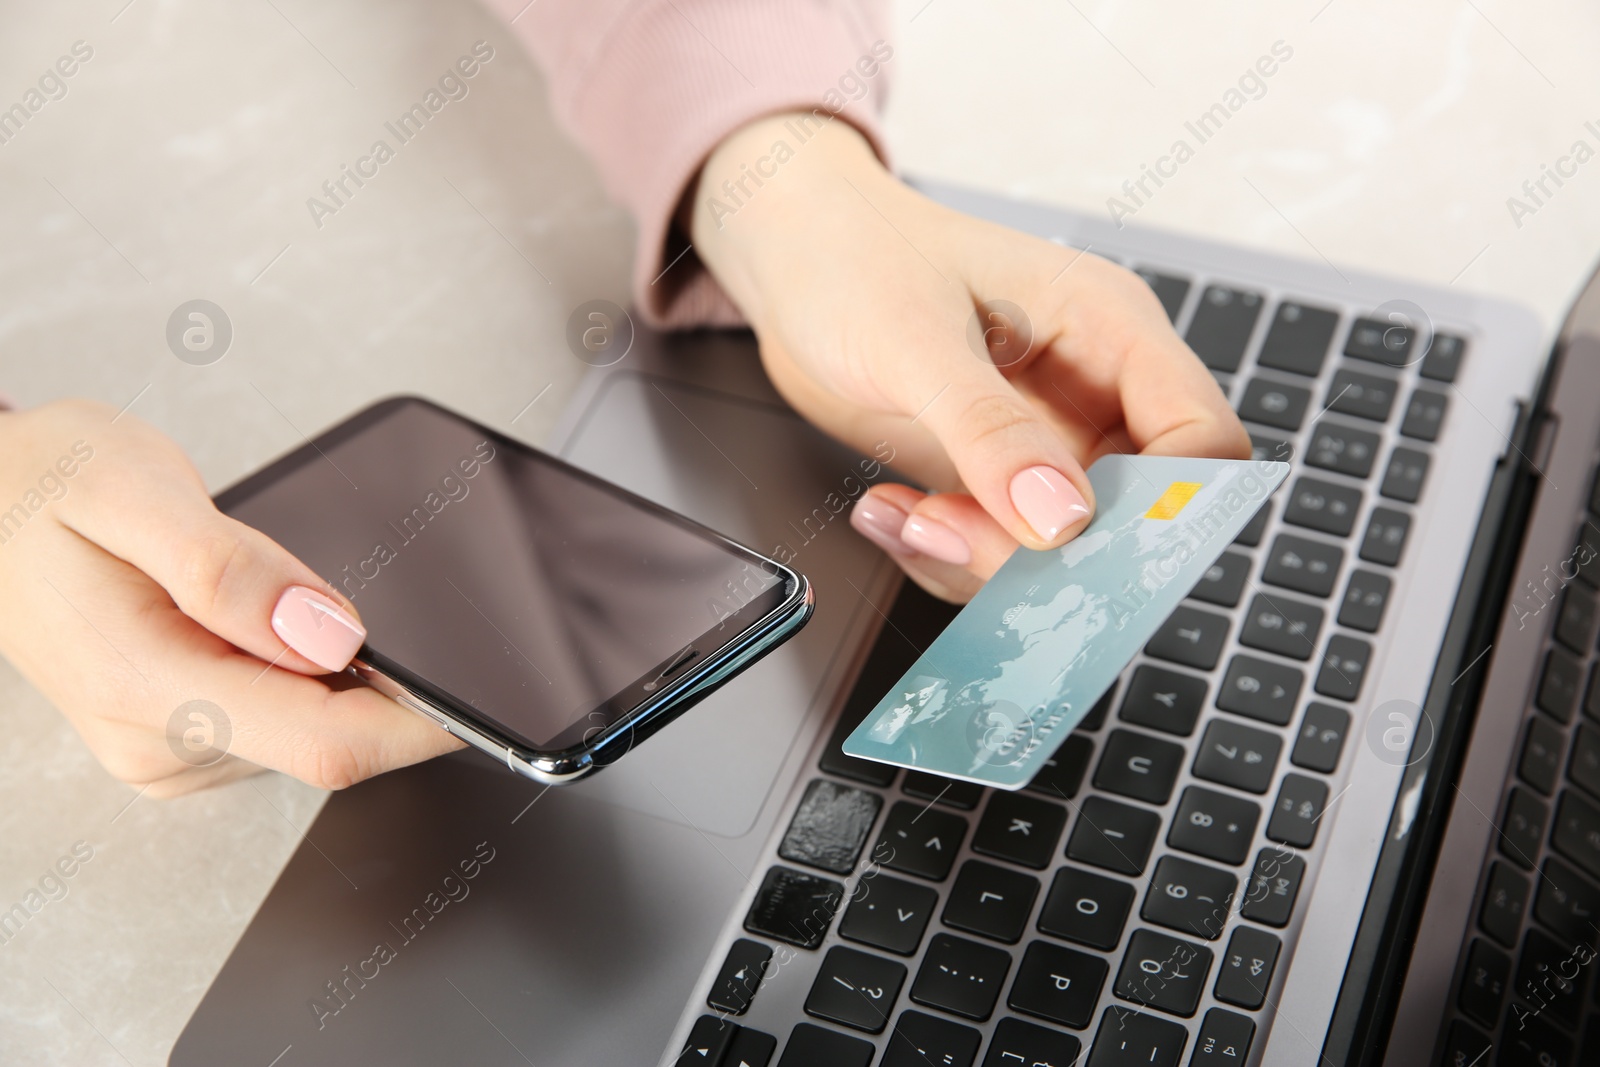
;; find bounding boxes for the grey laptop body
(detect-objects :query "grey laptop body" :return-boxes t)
[173,183,1598,1067]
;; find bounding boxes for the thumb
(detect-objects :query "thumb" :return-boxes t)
[59,468,366,675]
[888,332,1095,550]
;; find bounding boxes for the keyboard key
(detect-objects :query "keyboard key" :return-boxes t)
[1520,715,1566,795]
[1420,332,1467,382]
[1119,665,1208,736]
[1169,787,1262,866]
[1457,937,1510,1028]
[776,1023,874,1067]
[910,933,1012,1021]
[1191,551,1252,608]
[1080,686,1118,732]
[1115,929,1213,1017]
[1581,529,1600,589]
[1516,927,1587,1028]
[1265,775,1328,848]
[1262,533,1343,598]
[1087,1006,1190,1067]
[1038,866,1136,950]
[1188,1008,1255,1066]
[1186,286,1263,373]
[1068,796,1162,876]
[1025,734,1095,801]
[1438,1020,1492,1067]
[1146,606,1231,671]
[820,717,898,787]
[880,1011,982,1067]
[1539,647,1583,723]
[1239,593,1324,661]
[1240,847,1305,927]
[1094,729,1186,805]
[1213,925,1281,1010]
[839,873,938,956]
[1337,569,1391,632]
[1344,316,1416,368]
[1315,634,1372,701]
[746,867,846,949]
[982,1017,1082,1067]
[1325,368,1398,423]
[1234,500,1271,547]
[1284,477,1363,537]
[709,939,773,1015]
[1306,420,1380,479]
[875,801,968,881]
[1248,431,1293,465]
[903,772,984,811]
[1556,583,1600,656]
[1533,856,1600,948]
[1379,447,1430,503]
[1216,653,1305,725]
[1399,388,1448,441]
[1552,789,1600,879]
[681,1014,738,1066]
[1499,1003,1573,1067]
[973,792,1068,870]
[1236,377,1310,431]
[1478,861,1528,948]
[1193,719,1282,794]
[1007,939,1108,1028]
[1570,724,1600,796]
[1358,508,1411,566]
[805,946,906,1033]
[1135,268,1191,324]
[1498,788,1548,869]
[943,860,1040,943]
[779,780,884,875]
[1256,301,1337,377]
[726,1026,776,1067]
[1143,856,1237,941]
[1291,703,1350,773]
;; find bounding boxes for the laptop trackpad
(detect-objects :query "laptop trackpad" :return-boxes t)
[558,373,888,837]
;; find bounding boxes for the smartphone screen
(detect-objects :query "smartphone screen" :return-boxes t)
[217,397,787,751]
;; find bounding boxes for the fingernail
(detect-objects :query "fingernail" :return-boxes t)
[271,585,367,671]
[0,390,16,412]
[850,494,911,554]
[902,515,972,566]
[1010,465,1091,542]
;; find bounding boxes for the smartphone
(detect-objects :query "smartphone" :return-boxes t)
[215,395,812,785]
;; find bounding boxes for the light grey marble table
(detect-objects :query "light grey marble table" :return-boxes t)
[1,1,1596,1063]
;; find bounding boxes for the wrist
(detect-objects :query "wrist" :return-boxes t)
[689,111,889,313]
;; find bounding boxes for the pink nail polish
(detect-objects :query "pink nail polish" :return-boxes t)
[271,585,367,671]
[902,515,972,566]
[850,495,910,554]
[1010,465,1091,542]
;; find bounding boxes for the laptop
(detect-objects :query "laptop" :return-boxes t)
[168,179,1594,1067]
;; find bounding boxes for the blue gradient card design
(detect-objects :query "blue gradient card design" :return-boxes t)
[843,455,1289,789]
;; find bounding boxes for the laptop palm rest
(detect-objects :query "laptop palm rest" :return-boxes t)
[170,357,895,1065]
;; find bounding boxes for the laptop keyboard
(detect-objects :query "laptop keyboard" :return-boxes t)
[1438,462,1600,1064]
[677,266,1465,1067]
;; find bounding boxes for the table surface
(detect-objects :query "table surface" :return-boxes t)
[2,1,1597,1063]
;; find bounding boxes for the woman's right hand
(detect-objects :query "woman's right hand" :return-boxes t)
[0,400,461,797]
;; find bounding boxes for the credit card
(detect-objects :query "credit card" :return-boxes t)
[842,455,1289,789]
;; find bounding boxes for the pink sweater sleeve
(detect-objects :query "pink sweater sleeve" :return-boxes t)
[483,0,894,329]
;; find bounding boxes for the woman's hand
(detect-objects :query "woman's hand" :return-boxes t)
[691,114,1250,601]
[0,400,461,796]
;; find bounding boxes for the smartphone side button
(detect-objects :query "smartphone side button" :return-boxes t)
[397,693,452,732]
